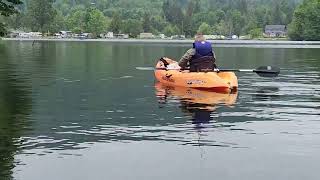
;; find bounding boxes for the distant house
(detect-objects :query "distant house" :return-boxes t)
[203,35,225,40]
[265,25,287,37]
[8,30,23,38]
[29,32,42,37]
[171,35,185,40]
[114,34,129,39]
[18,32,30,38]
[59,31,73,38]
[203,35,215,40]
[80,33,93,39]
[139,33,154,39]
[106,32,114,38]
[159,34,165,39]
[100,32,114,38]
[13,32,42,38]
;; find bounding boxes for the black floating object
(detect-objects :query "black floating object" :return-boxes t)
[254,66,280,78]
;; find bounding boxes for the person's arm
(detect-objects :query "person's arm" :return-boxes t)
[178,48,195,68]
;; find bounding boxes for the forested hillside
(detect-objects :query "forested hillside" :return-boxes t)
[2,0,317,40]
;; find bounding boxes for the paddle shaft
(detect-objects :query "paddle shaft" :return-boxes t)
[156,68,258,72]
[219,69,254,72]
[153,66,280,77]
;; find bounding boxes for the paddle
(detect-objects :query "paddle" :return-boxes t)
[218,66,281,77]
[136,66,280,78]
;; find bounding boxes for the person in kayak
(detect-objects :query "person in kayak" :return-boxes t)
[178,34,217,72]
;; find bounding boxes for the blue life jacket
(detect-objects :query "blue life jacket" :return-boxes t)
[192,41,214,60]
[190,41,216,72]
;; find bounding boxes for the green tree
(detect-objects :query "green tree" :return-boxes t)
[162,1,184,27]
[85,8,107,37]
[264,10,272,26]
[229,10,245,36]
[66,8,86,32]
[212,20,228,35]
[194,0,201,14]
[280,0,295,24]
[191,12,209,33]
[288,0,320,40]
[3,12,24,30]
[49,10,66,33]
[109,12,122,33]
[142,12,151,32]
[206,11,219,26]
[238,0,248,14]
[249,28,263,38]
[272,1,286,24]
[197,22,211,34]
[0,0,22,16]
[183,18,195,37]
[27,0,56,33]
[0,19,6,36]
[164,24,179,37]
[122,19,142,37]
[215,9,226,23]
[150,15,166,33]
[183,0,203,36]
[254,7,267,27]
[0,0,23,36]
[162,0,170,22]
[243,17,258,35]
[186,0,195,17]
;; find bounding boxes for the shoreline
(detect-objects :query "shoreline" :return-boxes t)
[2,38,320,48]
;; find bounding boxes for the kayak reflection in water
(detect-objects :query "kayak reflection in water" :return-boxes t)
[155,82,238,127]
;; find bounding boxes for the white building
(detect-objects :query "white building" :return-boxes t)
[106,32,114,38]
[159,34,165,39]
[114,34,129,39]
[29,32,42,37]
[59,31,72,38]
[139,33,154,39]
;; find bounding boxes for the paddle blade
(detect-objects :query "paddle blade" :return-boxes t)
[136,67,155,71]
[254,66,280,77]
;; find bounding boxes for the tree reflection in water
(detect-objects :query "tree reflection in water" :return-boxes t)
[0,43,32,180]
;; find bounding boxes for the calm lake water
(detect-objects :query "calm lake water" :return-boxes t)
[0,41,320,180]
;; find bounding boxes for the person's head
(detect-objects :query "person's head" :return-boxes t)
[194,33,206,42]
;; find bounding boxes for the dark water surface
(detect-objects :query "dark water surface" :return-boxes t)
[0,41,320,180]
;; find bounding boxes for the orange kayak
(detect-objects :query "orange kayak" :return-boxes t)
[154,58,238,93]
